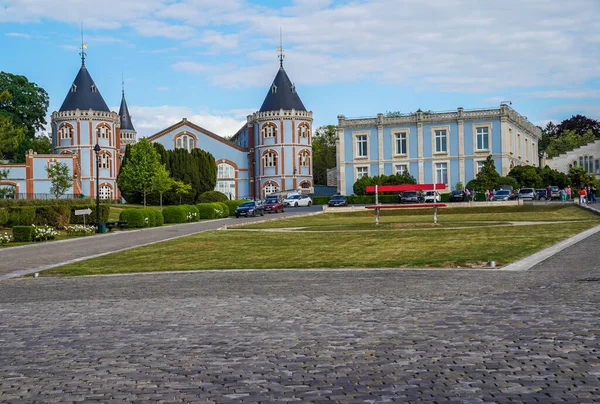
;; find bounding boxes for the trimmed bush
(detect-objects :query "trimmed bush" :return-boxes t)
[312,196,329,205]
[162,206,187,224]
[12,225,34,242]
[7,207,36,226]
[70,204,110,224]
[224,200,243,215]
[0,208,8,226]
[119,209,146,228]
[141,208,155,227]
[197,203,217,219]
[33,205,71,229]
[211,202,226,218]
[153,209,164,226]
[181,204,200,222]
[197,190,228,203]
[217,202,229,217]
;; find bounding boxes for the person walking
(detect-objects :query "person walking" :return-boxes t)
[546,185,552,201]
[472,189,477,202]
[561,187,567,201]
[592,185,597,203]
[586,186,592,204]
[465,188,470,202]
[580,187,587,205]
[485,189,490,201]
[566,185,572,200]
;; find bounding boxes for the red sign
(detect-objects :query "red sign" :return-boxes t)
[365,183,447,193]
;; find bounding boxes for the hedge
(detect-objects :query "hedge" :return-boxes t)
[153,209,164,226]
[7,207,36,226]
[0,197,97,208]
[69,204,110,224]
[141,208,156,227]
[197,190,228,203]
[119,209,146,228]
[197,203,217,219]
[182,204,200,222]
[217,202,229,218]
[162,206,187,224]
[223,200,243,215]
[5,206,71,228]
[0,208,9,226]
[12,225,34,242]
[312,196,329,205]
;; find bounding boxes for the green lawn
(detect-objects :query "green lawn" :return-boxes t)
[42,205,600,276]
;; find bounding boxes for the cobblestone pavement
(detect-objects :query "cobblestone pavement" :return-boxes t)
[1,230,599,403]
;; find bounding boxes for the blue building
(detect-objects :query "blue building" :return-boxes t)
[336,105,542,195]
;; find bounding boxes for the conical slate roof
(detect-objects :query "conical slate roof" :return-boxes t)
[259,66,306,112]
[59,65,110,112]
[118,92,135,131]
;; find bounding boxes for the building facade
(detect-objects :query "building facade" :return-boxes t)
[336,105,541,195]
[1,52,136,200]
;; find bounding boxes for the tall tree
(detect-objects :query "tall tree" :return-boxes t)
[555,115,600,138]
[46,162,73,198]
[545,129,595,158]
[568,166,596,188]
[0,72,49,138]
[473,155,501,191]
[117,138,162,207]
[312,125,337,185]
[0,168,11,198]
[173,180,192,205]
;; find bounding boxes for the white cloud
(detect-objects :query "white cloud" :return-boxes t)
[132,20,196,39]
[157,87,169,92]
[5,32,30,38]
[528,90,600,99]
[171,61,208,74]
[59,44,78,51]
[124,105,247,139]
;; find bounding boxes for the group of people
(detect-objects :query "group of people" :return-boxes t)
[578,185,597,204]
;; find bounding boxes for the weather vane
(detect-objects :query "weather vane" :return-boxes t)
[277,27,285,67]
[79,22,87,66]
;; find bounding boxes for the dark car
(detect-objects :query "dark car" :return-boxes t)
[450,190,467,202]
[263,196,285,213]
[328,194,348,207]
[399,191,424,204]
[536,188,548,200]
[235,201,264,218]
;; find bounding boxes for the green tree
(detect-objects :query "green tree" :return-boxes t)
[545,129,595,158]
[454,181,464,191]
[508,165,543,188]
[173,180,192,205]
[352,172,416,195]
[556,115,600,138]
[567,166,596,188]
[0,73,49,138]
[311,125,337,186]
[151,164,174,210]
[46,162,73,198]
[117,138,162,207]
[0,168,11,198]
[473,155,501,191]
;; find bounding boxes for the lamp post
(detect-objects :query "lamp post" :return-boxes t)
[93,143,101,233]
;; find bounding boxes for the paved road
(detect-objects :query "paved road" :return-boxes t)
[0,228,599,402]
[0,205,322,280]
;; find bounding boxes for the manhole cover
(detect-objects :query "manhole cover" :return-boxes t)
[577,277,600,282]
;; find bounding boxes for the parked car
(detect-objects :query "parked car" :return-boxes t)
[235,201,264,218]
[550,186,561,199]
[283,194,313,207]
[536,188,548,200]
[423,191,441,203]
[450,190,467,202]
[263,196,285,213]
[517,188,537,200]
[399,191,424,204]
[491,190,512,201]
[327,194,348,207]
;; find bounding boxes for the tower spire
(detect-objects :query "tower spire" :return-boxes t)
[122,73,124,97]
[79,22,87,66]
[277,27,285,68]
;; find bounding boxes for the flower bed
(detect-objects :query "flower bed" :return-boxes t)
[65,225,96,236]
[32,225,59,241]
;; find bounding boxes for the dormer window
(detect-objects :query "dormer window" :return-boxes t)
[71,84,77,92]
[91,84,97,93]
[271,84,277,94]
[291,84,296,93]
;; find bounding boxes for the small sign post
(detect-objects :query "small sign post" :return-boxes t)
[74,208,93,226]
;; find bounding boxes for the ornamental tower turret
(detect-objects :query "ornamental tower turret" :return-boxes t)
[118,80,137,151]
[51,46,121,200]
[246,48,313,199]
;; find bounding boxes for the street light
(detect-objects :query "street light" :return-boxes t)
[93,143,101,233]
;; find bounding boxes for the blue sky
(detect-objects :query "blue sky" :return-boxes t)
[1,0,599,139]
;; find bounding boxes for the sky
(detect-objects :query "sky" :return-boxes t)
[1,0,599,139]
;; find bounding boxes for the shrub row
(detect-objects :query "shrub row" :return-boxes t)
[119,208,164,228]
[12,225,34,242]
[0,197,98,208]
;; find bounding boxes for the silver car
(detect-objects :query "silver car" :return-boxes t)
[517,188,536,200]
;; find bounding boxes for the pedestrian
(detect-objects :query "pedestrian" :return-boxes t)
[566,185,571,200]
[465,188,470,201]
[579,187,587,204]
[561,188,567,201]
[485,189,490,201]
[472,189,477,202]
[586,186,592,204]
[592,185,597,203]
[546,185,552,201]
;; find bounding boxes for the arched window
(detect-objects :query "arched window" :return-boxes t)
[596,159,600,175]
[217,163,235,179]
[264,182,278,195]
[298,150,311,167]
[59,124,73,139]
[175,134,195,152]
[580,156,584,167]
[298,123,309,138]
[99,185,112,200]
[96,124,111,140]
[262,123,277,139]
[584,156,589,172]
[99,152,112,169]
[300,181,311,189]
[573,160,577,167]
[263,151,277,168]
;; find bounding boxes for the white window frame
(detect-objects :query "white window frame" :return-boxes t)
[264,183,278,195]
[299,150,310,167]
[476,160,485,174]
[263,123,277,139]
[356,166,369,179]
[176,134,195,152]
[431,126,449,155]
[298,123,309,138]
[60,124,73,139]
[395,164,408,175]
[264,151,277,168]
[392,130,409,156]
[217,163,235,179]
[434,161,449,185]
[99,152,111,169]
[97,125,110,140]
[99,185,111,200]
[473,124,491,152]
[215,180,235,199]
[352,131,370,159]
